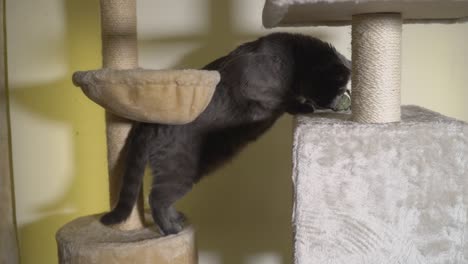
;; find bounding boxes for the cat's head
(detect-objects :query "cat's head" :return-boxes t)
[289,37,351,113]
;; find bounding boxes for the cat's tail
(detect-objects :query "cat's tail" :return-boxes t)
[101,122,154,225]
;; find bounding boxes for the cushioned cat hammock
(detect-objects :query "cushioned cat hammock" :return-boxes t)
[72,69,218,124]
[73,1,219,124]
[263,1,468,263]
[56,0,216,263]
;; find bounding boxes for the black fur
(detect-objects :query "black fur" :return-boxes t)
[101,33,351,235]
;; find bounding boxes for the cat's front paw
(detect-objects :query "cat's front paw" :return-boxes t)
[152,207,185,236]
[286,96,316,115]
[100,210,128,226]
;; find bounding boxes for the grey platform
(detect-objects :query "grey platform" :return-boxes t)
[292,105,468,263]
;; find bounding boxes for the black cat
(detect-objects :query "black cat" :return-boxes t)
[101,32,351,235]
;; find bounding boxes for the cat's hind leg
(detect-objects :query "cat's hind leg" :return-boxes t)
[101,123,154,225]
[148,130,199,235]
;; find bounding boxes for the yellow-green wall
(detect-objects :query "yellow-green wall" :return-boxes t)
[6,0,468,263]
[7,1,107,263]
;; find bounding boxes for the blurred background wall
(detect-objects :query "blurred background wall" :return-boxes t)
[5,0,468,263]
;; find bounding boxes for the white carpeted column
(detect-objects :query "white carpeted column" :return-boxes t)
[292,106,468,263]
[262,2,468,263]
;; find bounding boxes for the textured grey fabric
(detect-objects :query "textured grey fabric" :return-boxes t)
[262,0,468,27]
[292,105,468,263]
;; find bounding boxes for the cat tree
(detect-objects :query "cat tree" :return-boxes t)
[263,0,468,263]
[56,0,219,263]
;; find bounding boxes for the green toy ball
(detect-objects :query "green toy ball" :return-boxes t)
[332,92,351,112]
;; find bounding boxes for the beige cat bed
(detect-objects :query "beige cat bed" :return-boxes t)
[73,68,218,124]
[73,0,219,125]
[57,0,219,263]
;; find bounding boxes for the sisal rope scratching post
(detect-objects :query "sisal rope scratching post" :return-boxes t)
[57,0,221,263]
[101,0,138,70]
[351,13,402,123]
[101,0,144,231]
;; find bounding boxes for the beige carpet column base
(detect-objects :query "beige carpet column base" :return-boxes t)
[56,215,197,264]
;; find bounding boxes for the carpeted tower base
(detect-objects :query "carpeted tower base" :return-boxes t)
[292,105,468,263]
[56,215,197,264]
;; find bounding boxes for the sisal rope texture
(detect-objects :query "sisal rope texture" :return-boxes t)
[100,0,144,230]
[351,13,402,123]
